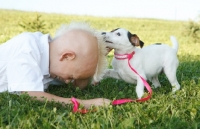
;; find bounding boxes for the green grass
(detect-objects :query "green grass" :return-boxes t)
[0,9,200,129]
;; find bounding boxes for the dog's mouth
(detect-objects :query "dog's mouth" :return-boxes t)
[105,40,113,43]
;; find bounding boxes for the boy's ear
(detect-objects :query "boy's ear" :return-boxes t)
[60,51,76,61]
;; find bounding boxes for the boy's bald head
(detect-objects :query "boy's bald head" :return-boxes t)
[50,22,108,83]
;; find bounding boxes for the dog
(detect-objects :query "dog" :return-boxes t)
[101,28,181,98]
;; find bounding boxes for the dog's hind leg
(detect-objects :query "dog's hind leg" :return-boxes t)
[151,75,161,88]
[164,65,180,93]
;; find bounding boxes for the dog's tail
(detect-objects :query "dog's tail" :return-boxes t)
[170,36,179,54]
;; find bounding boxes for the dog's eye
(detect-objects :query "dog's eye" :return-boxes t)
[116,32,121,36]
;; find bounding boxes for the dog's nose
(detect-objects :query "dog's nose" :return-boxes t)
[101,32,106,35]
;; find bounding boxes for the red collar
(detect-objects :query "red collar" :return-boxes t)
[114,51,135,60]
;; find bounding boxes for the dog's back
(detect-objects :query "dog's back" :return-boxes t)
[138,37,179,79]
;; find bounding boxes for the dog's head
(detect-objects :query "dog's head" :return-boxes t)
[102,28,144,52]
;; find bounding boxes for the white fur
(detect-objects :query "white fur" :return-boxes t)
[102,28,180,98]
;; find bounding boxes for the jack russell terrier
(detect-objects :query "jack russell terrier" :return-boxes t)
[101,28,181,98]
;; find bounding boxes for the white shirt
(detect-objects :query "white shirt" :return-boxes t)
[0,32,53,92]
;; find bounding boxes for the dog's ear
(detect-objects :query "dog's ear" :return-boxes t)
[139,40,144,48]
[130,34,144,48]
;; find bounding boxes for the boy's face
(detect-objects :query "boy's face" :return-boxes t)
[62,59,97,84]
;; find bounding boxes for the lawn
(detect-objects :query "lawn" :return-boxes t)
[0,9,200,129]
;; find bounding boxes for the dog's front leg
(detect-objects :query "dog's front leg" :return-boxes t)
[136,76,145,99]
[103,69,122,80]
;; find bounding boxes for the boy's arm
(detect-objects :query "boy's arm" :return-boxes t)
[24,91,111,109]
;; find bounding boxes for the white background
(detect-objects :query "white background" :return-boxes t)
[0,0,200,21]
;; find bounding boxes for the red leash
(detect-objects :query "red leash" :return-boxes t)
[72,51,152,113]
[71,97,89,114]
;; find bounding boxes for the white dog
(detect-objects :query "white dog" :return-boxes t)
[102,28,181,98]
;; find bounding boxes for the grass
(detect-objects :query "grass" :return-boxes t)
[0,9,200,129]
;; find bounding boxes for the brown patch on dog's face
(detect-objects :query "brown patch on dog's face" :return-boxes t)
[129,34,144,48]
